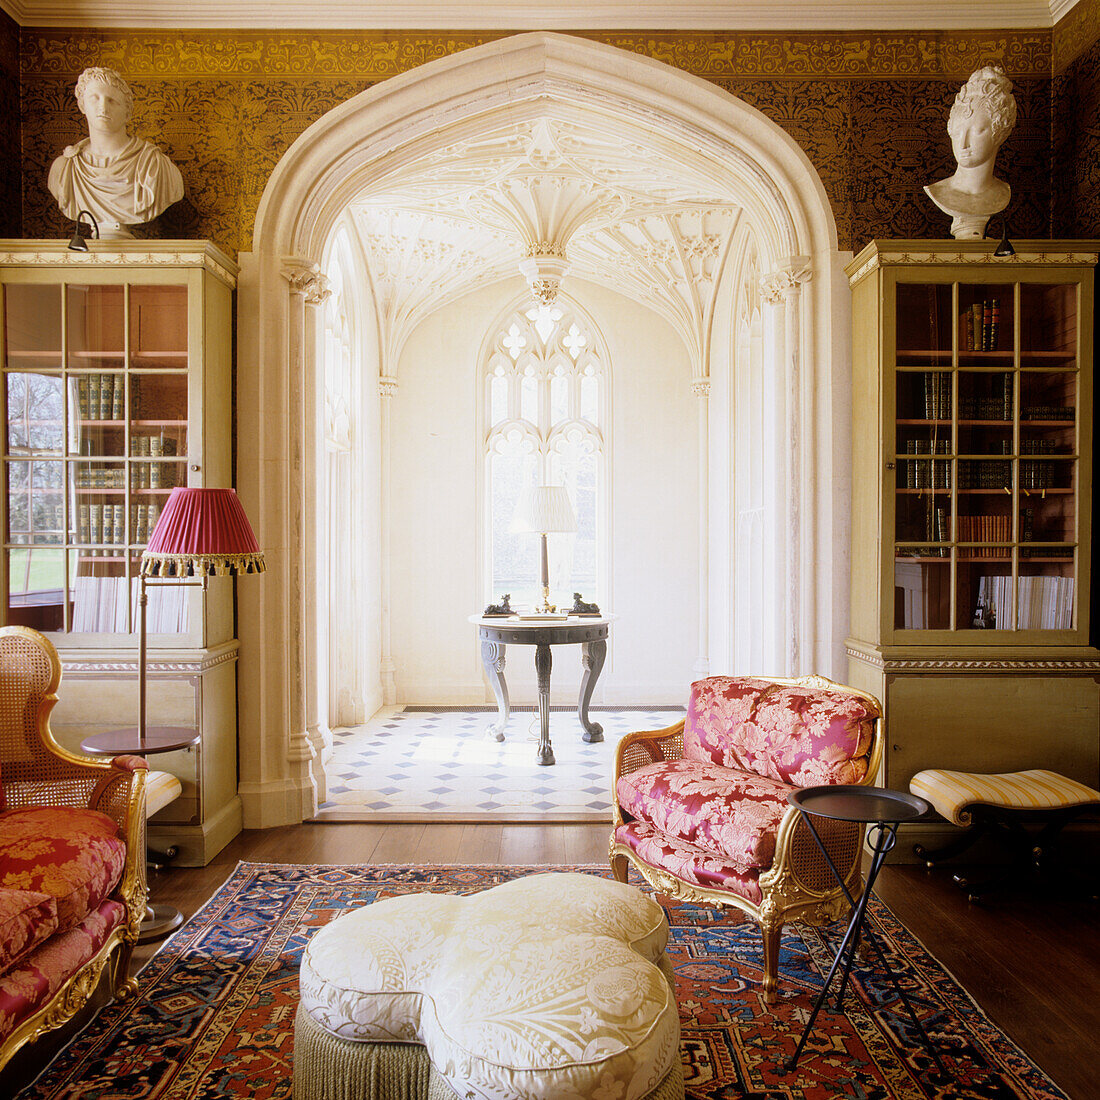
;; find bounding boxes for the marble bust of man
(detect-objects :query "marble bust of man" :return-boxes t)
[924,66,1017,240]
[47,67,184,239]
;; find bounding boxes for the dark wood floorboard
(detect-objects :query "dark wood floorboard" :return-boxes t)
[107,825,1100,1100]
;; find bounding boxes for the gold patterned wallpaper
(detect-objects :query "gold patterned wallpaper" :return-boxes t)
[1053,0,1100,238]
[0,13,19,239]
[8,26,1094,253]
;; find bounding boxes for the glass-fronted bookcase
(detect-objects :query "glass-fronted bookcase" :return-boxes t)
[891,277,1083,638]
[0,241,240,865]
[846,242,1100,827]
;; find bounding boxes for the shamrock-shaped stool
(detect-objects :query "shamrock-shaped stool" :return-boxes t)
[294,872,683,1100]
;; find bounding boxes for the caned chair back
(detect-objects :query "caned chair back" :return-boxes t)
[0,625,113,814]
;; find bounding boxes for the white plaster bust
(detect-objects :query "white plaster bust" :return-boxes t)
[924,66,1017,240]
[47,67,184,240]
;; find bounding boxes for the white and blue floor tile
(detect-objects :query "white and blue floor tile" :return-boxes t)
[312,706,683,822]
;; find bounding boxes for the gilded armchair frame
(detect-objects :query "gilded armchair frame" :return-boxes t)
[0,626,148,1072]
[609,673,884,1003]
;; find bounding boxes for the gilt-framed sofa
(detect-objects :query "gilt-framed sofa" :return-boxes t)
[610,674,884,1002]
[0,626,148,1071]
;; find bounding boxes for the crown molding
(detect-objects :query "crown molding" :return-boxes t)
[0,0,1078,29]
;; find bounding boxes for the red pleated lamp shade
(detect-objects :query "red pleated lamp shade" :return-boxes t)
[141,487,265,577]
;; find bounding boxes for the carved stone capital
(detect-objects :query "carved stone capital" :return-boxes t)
[281,257,331,305]
[760,257,812,304]
[519,246,569,306]
[379,375,398,399]
[690,378,711,399]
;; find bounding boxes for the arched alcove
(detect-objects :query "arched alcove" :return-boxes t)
[234,31,851,828]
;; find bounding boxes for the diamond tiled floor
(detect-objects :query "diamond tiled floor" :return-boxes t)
[313,706,683,821]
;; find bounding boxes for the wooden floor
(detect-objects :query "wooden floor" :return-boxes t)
[130,822,1100,1100]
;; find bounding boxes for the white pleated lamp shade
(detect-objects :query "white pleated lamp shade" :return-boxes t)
[510,485,577,534]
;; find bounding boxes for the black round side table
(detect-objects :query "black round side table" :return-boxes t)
[786,784,948,1079]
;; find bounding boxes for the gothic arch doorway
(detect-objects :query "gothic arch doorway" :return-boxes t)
[235,31,851,827]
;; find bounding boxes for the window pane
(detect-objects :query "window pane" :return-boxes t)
[550,371,568,422]
[490,373,508,426]
[520,372,538,424]
[7,547,66,631]
[7,459,63,544]
[5,285,62,372]
[580,372,598,424]
[484,305,605,607]
[68,285,124,370]
[7,372,64,454]
[489,440,538,606]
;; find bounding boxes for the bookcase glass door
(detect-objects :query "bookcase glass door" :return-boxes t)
[3,281,191,635]
[892,280,1078,633]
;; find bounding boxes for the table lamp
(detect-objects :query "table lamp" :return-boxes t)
[138,487,265,744]
[510,485,576,614]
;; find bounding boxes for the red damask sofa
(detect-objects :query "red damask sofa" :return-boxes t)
[0,626,147,1071]
[611,674,883,1002]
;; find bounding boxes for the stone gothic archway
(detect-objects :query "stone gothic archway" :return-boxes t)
[235,31,852,828]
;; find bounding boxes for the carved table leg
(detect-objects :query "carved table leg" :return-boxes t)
[480,640,508,741]
[578,639,606,742]
[534,642,555,765]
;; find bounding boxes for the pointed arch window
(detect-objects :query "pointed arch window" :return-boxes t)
[484,302,606,608]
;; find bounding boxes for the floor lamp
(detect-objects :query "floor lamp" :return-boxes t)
[129,487,263,938]
[138,486,265,745]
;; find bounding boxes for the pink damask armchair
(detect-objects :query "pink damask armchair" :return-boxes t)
[610,675,883,1002]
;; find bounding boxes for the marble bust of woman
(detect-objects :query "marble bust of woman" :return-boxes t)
[47,67,184,239]
[924,66,1017,240]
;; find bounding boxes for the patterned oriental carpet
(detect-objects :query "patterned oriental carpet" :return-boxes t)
[17,863,1066,1100]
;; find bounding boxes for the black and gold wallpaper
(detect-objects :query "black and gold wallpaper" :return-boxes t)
[1053,0,1100,238]
[0,11,19,239]
[11,24,1096,253]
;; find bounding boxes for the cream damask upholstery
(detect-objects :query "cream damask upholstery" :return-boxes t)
[295,872,684,1100]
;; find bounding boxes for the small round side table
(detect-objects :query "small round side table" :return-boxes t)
[81,725,199,943]
[786,784,948,1080]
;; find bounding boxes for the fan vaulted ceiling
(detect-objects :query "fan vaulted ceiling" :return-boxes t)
[346,116,743,363]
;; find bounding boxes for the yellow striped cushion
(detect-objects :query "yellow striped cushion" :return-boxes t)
[145,769,183,818]
[910,768,1100,826]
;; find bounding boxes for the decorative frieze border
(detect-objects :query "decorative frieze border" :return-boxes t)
[21,28,1054,81]
[0,244,238,286]
[58,642,240,676]
[846,644,1100,673]
[847,246,1100,286]
[1053,0,1100,72]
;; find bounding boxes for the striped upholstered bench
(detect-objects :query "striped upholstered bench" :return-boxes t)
[909,768,1100,900]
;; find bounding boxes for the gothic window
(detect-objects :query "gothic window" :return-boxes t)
[484,301,606,608]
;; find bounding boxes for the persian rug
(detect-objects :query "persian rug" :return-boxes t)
[18,863,1067,1100]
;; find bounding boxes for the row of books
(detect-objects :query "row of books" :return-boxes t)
[958,373,1013,421]
[71,576,189,633]
[924,503,949,555]
[76,374,125,421]
[959,299,1001,351]
[977,574,1074,630]
[921,373,952,419]
[77,501,163,546]
[1020,405,1074,422]
[957,514,1012,556]
[958,458,1011,490]
[132,460,180,490]
[1020,440,1058,489]
[903,503,1049,552]
[903,439,951,488]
